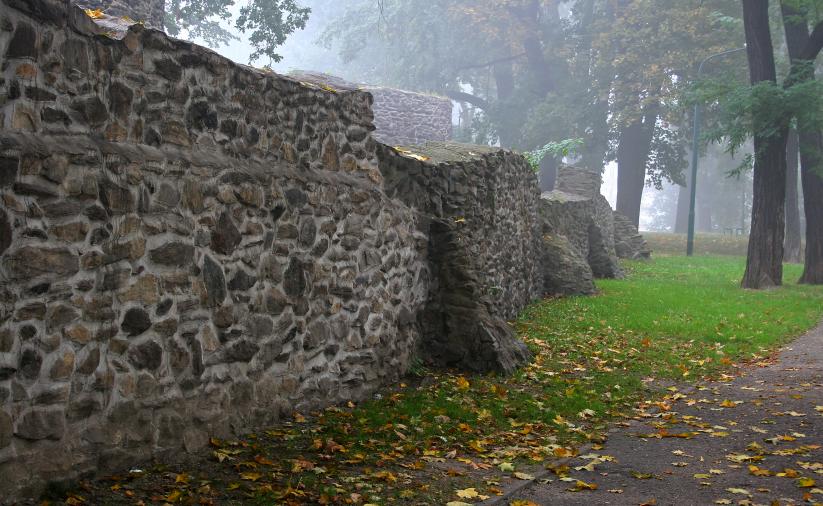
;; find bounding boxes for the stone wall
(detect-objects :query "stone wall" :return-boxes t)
[613,212,651,260]
[290,71,453,148]
[75,0,164,28]
[540,166,624,296]
[365,86,452,147]
[379,142,540,374]
[0,0,648,499]
[0,1,430,498]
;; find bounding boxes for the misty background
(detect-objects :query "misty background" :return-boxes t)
[184,0,765,234]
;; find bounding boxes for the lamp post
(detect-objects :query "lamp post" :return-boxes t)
[687,47,747,256]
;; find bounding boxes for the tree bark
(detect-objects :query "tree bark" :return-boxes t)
[784,129,802,263]
[741,0,788,289]
[798,132,823,283]
[781,2,823,283]
[615,107,658,228]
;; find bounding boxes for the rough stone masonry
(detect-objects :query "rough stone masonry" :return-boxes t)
[0,0,648,499]
[0,1,432,498]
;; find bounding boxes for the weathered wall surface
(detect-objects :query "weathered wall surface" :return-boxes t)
[75,0,164,28]
[379,142,540,373]
[0,0,650,500]
[613,212,651,260]
[0,1,429,498]
[540,166,625,296]
[289,71,453,148]
[365,87,453,147]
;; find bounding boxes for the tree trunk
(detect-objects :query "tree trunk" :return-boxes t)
[784,129,802,263]
[616,108,657,228]
[798,131,823,283]
[781,2,823,283]
[741,0,788,289]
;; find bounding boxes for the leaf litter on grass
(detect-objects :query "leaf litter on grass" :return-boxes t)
[63,257,823,505]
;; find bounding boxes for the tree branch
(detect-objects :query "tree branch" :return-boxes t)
[451,53,527,73]
[444,91,490,110]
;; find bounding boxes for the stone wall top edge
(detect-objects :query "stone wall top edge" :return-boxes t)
[361,85,452,103]
[383,142,530,167]
[3,0,377,118]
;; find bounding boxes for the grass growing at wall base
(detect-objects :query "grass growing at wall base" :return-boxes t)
[73,256,823,505]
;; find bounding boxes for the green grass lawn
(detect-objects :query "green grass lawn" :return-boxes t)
[75,256,823,506]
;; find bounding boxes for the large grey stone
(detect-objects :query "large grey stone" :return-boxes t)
[202,255,226,308]
[211,211,241,256]
[14,408,65,441]
[149,242,194,267]
[128,340,163,370]
[2,246,79,280]
[121,308,152,337]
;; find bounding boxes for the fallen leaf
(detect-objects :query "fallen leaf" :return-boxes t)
[240,472,263,482]
[456,488,479,499]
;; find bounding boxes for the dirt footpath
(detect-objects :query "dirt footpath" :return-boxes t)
[489,323,823,506]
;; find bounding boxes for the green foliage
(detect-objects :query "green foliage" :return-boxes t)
[164,0,310,63]
[524,138,585,172]
[691,73,823,174]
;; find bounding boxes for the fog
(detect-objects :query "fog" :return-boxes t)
[183,0,769,235]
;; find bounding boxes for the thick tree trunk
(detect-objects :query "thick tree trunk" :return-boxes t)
[798,132,823,283]
[616,109,657,228]
[781,2,823,283]
[741,0,788,289]
[784,129,803,263]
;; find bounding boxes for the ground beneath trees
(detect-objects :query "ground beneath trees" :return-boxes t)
[494,322,823,506]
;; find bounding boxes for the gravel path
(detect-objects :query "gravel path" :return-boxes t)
[492,322,823,506]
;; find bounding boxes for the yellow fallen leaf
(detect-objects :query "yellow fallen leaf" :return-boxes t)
[714,500,732,505]
[694,474,711,479]
[166,489,182,502]
[456,376,470,391]
[499,462,516,472]
[725,488,751,496]
[456,488,479,499]
[446,502,473,506]
[394,147,430,162]
[84,8,104,19]
[798,477,816,488]
[514,472,535,480]
[240,472,263,481]
[748,465,771,477]
[571,480,597,491]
